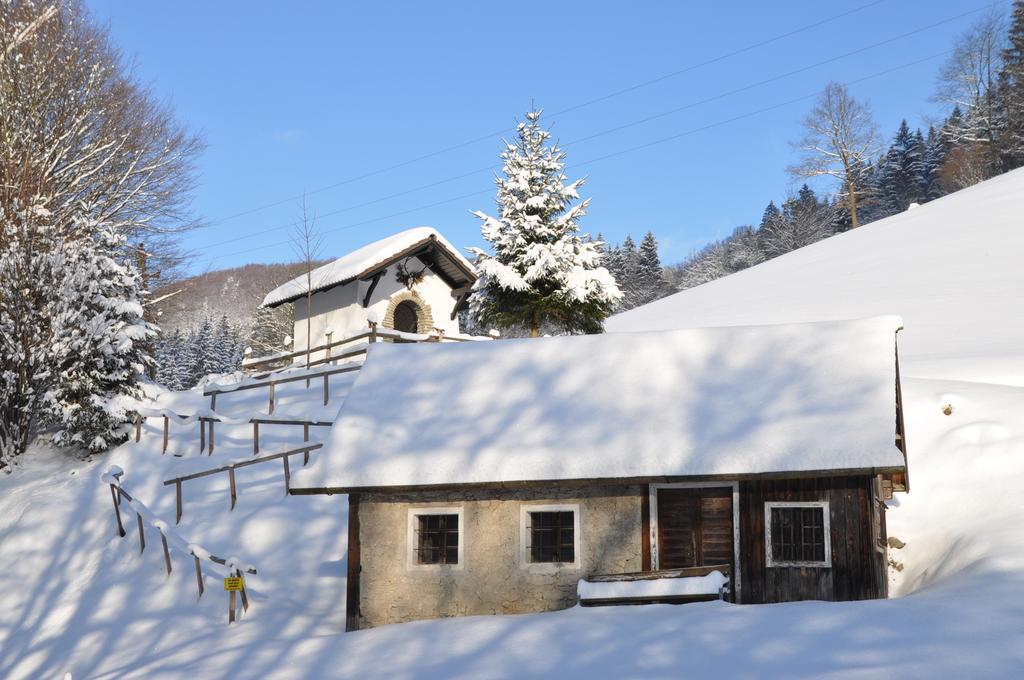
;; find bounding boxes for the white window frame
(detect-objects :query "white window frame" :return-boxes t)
[648,481,742,601]
[406,507,464,571]
[764,501,832,568]
[519,503,581,573]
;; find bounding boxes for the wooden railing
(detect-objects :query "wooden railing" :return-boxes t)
[102,466,257,623]
[202,363,362,413]
[241,321,489,373]
[133,408,331,456]
[162,442,324,522]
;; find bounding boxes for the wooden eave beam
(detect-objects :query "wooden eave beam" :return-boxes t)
[361,271,383,308]
[288,465,909,497]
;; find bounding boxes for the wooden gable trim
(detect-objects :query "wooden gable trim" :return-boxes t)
[890,334,910,493]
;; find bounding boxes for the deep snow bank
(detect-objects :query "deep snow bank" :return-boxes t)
[1,376,1022,678]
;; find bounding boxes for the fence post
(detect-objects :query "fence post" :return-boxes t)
[199,418,206,454]
[283,455,291,493]
[109,485,126,537]
[268,382,276,415]
[253,422,260,454]
[208,419,215,456]
[194,555,204,598]
[323,373,329,406]
[228,467,237,510]
[175,480,183,525]
[210,392,218,412]
[239,569,250,612]
[136,512,146,554]
[325,331,333,365]
[369,320,378,343]
[135,413,142,442]
[303,425,310,465]
[228,577,237,624]
[161,531,172,575]
[162,415,169,454]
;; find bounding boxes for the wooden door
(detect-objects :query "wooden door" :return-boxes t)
[656,487,734,570]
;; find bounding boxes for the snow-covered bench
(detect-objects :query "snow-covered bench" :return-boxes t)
[577,565,731,607]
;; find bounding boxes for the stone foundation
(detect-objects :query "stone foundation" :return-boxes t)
[356,484,644,628]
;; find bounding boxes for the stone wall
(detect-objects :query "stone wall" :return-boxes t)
[356,484,644,628]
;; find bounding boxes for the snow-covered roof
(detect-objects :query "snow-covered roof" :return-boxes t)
[290,316,907,493]
[262,227,475,308]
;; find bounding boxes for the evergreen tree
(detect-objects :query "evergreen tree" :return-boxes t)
[878,121,926,215]
[49,222,156,452]
[185,317,215,387]
[469,108,621,336]
[620,235,639,286]
[758,201,781,231]
[633,231,668,307]
[762,185,834,258]
[603,244,627,294]
[922,126,949,201]
[999,1,1024,168]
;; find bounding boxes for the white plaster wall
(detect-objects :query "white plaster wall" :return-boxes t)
[291,257,462,362]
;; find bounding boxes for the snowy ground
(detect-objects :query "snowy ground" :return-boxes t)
[3,171,1024,678]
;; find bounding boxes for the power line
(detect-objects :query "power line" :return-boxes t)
[201,0,892,228]
[200,4,984,252]
[206,48,950,265]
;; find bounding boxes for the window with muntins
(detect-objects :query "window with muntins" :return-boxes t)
[528,511,575,563]
[415,514,459,565]
[766,502,830,567]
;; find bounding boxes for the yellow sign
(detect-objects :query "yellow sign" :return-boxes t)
[224,577,244,591]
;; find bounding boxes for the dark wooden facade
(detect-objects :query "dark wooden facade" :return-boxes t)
[736,475,888,604]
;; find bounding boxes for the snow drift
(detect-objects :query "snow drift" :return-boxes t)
[3,169,1024,677]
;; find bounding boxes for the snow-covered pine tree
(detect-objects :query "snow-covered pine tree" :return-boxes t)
[878,121,926,215]
[762,185,834,258]
[634,231,668,307]
[469,109,621,336]
[183,317,215,387]
[1,203,155,462]
[758,201,781,232]
[49,220,156,453]
[1000,0,1024,168]
[212,315,243,374]
[620,235,639,284]
[922,126,949,201]
[154,329,184,390]
[0,201,65,466]
[602,244,627,299]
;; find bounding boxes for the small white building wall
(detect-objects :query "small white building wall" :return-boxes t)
[292,256,462,361]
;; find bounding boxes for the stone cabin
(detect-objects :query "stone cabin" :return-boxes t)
[290,316,909,630]
[261,227,476,359]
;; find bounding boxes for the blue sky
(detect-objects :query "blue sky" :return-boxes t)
[86,0,996,274]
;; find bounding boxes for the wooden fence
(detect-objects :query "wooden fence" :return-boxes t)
[135,410,331,457]
[163,442,324,522]
[202,363,362,414]
[103,467,257,623]
[240,321,486,373]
